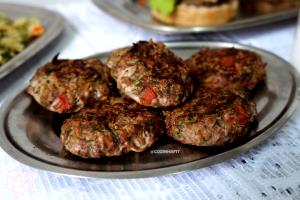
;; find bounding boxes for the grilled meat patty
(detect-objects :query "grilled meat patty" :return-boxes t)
[164,88,257,146]
[61,98,165,158]
[183,0,231,6]
[107,40,194,107]
[185,48,266,95]
[27,57,113,114]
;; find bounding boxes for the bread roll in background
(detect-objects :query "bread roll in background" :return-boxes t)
[150,0,239,26]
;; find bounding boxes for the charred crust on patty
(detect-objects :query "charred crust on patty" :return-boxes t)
[107,40,194,108]
[164,88,257,146]
[130,41,186,80]
[27,42,264,157]
[60,98,165,158]
[27,58,115,114]
[185,47,266,96]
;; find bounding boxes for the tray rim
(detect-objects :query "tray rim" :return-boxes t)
[0,41,299,179]
[92,0,298,34]
[0,3,65,79]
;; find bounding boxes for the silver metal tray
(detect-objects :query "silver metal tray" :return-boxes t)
[92,0,299,34]
[0,3,65,79]
[0,41,299,179]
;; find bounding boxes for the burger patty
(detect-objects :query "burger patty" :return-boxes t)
[185,48,266,95]
[61,98,165,158]
[107,40,194,108]
[164,88,257,146]
[27,57,113,114]
[183,0,231,6]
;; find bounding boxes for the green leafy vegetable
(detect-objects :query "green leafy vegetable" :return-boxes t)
[149,0,176,16]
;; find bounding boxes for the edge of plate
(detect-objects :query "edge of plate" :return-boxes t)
[0,3,65,79]
[0,41,299,179]
[92,0,298,34]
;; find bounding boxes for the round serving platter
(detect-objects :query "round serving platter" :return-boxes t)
[0,41,299,179]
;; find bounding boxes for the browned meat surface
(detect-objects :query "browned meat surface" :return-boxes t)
[107,40,194,108]
[185,48,266,96]
[27,58,114,113]
[164,87,257,146]
[61,98,165,158]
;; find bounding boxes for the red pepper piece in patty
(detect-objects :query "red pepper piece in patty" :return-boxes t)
[141,87,157,106]
[235,104,249,125]
[57,94,71,111]
[220,56,235,68]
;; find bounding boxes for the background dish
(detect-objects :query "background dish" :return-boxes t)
[92,0,298,34]
[0,3,65,79]
[0,41,299,179]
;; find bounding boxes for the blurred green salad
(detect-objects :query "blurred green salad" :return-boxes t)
[0,13,44,66]
[149,0,176,16]
[133,0,177,16]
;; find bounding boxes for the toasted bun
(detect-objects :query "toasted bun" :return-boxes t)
[245,0,300,14]
[151,0,239,26]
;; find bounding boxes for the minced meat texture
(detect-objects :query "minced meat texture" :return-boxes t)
[107,40,194,107]
[164,87,257,146]
[27,58,114,114]
[60,97,165,158]
[185,48,266,96]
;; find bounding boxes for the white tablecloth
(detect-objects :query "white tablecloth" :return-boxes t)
[0,1,300,199]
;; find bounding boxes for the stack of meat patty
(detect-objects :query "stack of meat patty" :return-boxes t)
[27,40,266,158]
